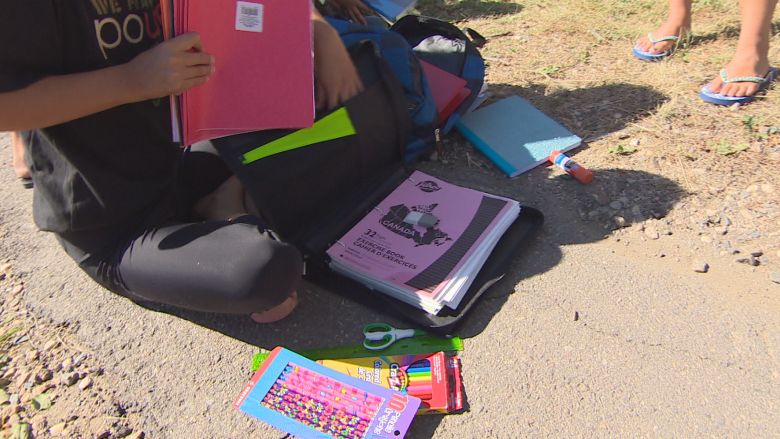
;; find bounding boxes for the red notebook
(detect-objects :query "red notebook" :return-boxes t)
[420,60,469,122]
[162,0,314,146]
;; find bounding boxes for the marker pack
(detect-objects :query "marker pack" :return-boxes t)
[316,351,463,415]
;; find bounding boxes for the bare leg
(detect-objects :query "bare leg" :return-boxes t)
[636,0,693,54]
[11,131,30,179]
[707,0,778,97]
[193,175,248,222]
[193,175,299,322]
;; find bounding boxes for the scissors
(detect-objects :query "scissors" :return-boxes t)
[363,323,428,350]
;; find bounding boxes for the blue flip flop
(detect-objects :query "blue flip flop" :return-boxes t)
[699,67,778,106]
[632,33,680,61]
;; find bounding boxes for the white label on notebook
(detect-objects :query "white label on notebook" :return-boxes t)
[235,1,263,32]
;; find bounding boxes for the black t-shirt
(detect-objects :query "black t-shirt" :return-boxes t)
[0,0,181,260]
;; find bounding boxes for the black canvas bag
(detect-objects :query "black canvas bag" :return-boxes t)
[210,41,543,336]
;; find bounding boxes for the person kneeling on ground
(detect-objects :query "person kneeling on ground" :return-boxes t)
[0,2,362,323]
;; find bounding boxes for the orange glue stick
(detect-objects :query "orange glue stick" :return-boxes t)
[549,150,593,184]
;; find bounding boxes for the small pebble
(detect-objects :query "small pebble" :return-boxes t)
[114,426,133,438]
[25,350,39,363]
[736,256,759,266]
[692,260,709,273]
[72,352,88,367]
[644,227,660,240]
[14,371,32,389]
[49,422,67,436]
[78,376,93,391]
[770,272,780,284]
[60,372,79,387]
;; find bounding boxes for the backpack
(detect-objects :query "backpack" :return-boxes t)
[327,15,486,161]
[326,17,439,163]
[390,15,486,135]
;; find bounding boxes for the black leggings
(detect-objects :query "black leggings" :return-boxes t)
[75,143,302,315]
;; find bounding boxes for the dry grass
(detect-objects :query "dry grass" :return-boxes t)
[417,0,780,214]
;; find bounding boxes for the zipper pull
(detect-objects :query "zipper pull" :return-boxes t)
[435,128,443,160]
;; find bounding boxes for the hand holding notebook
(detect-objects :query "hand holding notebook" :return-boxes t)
[125,32,214,100]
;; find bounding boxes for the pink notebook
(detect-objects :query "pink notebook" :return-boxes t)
[420,60,468,121]
[162,0,315,146]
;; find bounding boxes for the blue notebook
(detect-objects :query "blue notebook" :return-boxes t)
[360,0,418,22]
[454,95,582,178]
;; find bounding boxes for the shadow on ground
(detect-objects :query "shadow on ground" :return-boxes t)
[488,82,669,142]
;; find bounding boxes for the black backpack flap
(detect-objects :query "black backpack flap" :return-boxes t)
[211,41,412,256]
[306,206,544,336]
[390,15,486,132]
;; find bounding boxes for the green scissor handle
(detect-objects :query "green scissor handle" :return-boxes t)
[362,323,427,350]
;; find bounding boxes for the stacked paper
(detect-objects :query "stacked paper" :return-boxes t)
[326,171,520,314]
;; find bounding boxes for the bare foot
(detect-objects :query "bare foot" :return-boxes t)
[193,175,247,221]
[635,23,690,54]
[250,291,298,323]
[706,55,772,97]
[11,132,30,179]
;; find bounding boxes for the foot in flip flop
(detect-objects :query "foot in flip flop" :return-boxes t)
[700,66,778,106]
[251,291,298,323]
[633,25,691,61]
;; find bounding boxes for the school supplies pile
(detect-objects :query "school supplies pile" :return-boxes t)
[235,347,420,438]
[249,324,466,416]
[211,41,544,335]
[160,0,314,145]
[326,170,521,314]
[455,95,582,178]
